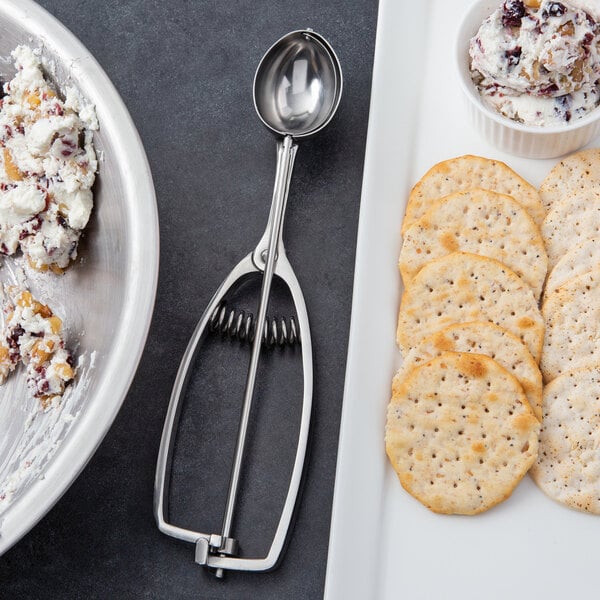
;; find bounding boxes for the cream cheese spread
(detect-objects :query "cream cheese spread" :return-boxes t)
[469,0,600,126]
[0,287,74,404]
[0,46,97,271]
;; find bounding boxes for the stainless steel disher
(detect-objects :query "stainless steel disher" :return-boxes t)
[154,29,342,575]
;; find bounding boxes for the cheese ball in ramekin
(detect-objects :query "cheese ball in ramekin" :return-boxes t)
[455,0,600,158]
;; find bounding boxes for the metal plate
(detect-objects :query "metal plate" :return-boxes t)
[0,0,158,554]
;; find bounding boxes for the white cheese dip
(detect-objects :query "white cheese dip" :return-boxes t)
[0,287,74,403]
[469,0,600,126]
[0,46,97,271]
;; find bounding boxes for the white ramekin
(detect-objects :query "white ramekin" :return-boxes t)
[455,0,600,159]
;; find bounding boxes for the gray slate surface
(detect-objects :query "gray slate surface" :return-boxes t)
[0,1,378,598]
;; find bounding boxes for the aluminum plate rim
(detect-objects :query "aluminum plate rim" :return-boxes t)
[0,0,159,555]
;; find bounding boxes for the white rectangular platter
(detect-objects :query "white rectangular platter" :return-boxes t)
[324,1,600,598]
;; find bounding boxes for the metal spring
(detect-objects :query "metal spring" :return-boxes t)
[209,301,300,347]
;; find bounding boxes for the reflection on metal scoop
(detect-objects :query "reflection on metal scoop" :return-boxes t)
[154,30,342,575]
[254,30,343,137]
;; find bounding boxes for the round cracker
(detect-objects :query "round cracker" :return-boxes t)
[402,155,544,234]
[396,252,544,361]
[541,190,600,270]
[539,148,600,214]
[399,189,547,300]
[530,367,600,514]
[386,352,540,515]
[541,268,600,382]
[395,322,542,421]
[545,237,600,297]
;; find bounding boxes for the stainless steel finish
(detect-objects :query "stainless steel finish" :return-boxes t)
[210,300,300,346]
[218,135,296,572]
[154,29,342,575]
[253,30,343,138]
[154,235,313,573]
[0,0,159,556]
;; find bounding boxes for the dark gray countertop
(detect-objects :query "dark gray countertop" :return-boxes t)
[0,1,378,598]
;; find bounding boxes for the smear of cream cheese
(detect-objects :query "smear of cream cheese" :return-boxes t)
[0,349,95,515]
[0,45,99,520]
[0,45,98,270]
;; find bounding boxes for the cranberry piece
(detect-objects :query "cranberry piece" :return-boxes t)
[38,379,50,395]
[542,2,567,17]
[502,0,525,27]
[0,243,10,255]
[505,46,522,66]
[584,12,599,32]
[540,83,559,95]
[555,94,573,121]
[7,325,24,350]
[583,32,595,57]
[19,217,41,239]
